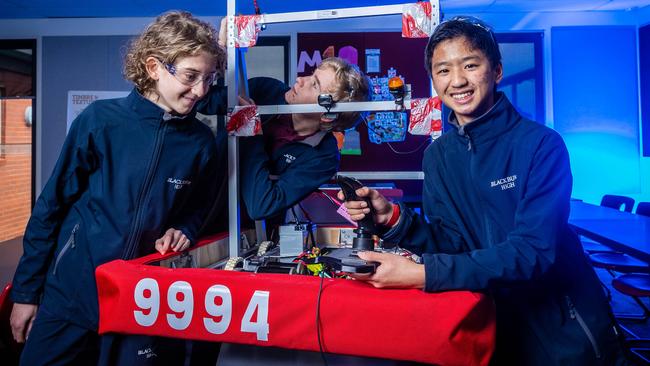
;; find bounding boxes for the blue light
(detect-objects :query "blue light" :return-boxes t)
[552,26,640,204]
[563,133,640,204]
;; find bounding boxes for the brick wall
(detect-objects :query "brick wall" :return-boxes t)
[0,99,32,242]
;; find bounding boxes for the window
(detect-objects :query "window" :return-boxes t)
[496,32,545,123]
[0,39,35,247]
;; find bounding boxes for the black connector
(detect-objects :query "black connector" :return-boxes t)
[317,94,339,121]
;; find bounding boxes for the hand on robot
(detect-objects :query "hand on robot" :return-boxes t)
[155,228,191,255]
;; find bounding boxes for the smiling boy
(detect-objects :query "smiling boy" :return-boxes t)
[10,12,222,365]
[341,16,628,365]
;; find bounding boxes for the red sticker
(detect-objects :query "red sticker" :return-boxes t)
[408,96,442,137]
[402,3,433,38]
[234,15,262,47]
[227,105,261,136]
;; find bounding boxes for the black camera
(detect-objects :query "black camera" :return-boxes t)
[317,94,334,110]
[317,94,339,121]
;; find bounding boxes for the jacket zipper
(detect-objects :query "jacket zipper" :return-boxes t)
[122,122,168,259]
[465,132,490,248]
[53,223,80,275]
[565,295,601,359]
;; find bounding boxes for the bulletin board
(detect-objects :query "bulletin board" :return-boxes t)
[297,32,432,202]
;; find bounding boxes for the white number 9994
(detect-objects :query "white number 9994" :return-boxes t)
[133,278,270,341]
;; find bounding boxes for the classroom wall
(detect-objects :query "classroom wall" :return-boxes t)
[40,36,132,185]
[551,26,640,204]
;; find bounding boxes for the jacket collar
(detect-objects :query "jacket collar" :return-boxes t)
[448,92,519,147]
[126,88,197,124]
[299,130,328,147]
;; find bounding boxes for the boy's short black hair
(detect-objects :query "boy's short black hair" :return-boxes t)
[424,16,502,77]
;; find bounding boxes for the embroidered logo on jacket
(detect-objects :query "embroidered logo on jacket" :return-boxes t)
[284,154,296,164]
[490,175,517,191]
[167,178,192,190]
[137,347,157,359]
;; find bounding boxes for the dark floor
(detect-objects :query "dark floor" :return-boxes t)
[0,239,648,365]
[595,266,650,365]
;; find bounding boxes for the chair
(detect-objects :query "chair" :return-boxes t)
[590,254,650,274]
[585,196,650,320]
[590,252,650,320]
[581,239,619,254]
[614,274,650,298]
[589,202,650,279]
[636,202,650,217]
[601,194,635,212]
[581,195,635,254]
[612,274,650,364]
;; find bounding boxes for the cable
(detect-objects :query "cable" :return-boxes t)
[269,227,277,243]
[362,114,431,155]
[297,202,313,223]
[295,202,317,249]
[290,205,300,223]
[308,227,316,249]
[316,272,328,366]
[386,138,430,155]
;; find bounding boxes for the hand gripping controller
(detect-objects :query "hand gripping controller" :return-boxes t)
[336,175,377,251]
[312,175,379,274]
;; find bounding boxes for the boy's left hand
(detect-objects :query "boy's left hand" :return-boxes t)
[155,228,191,255]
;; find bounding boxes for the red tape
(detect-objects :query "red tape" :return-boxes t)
[402,2,433,38]
[234,15,262,47]
[227,105,261,136]
[408,96,442,136]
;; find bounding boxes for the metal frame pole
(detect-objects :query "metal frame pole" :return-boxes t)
[222,0,441,259]
[226,1,241,259]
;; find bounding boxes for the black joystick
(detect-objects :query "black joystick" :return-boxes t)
[336,175,377,251]
[310,175,379,274]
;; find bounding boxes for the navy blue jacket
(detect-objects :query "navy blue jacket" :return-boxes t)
[384,94,626,365]
[198,77,339,220]
[11,90,219,330]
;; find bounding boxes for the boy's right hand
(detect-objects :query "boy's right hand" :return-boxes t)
[10,303,38,343]
[337,187,394,226]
